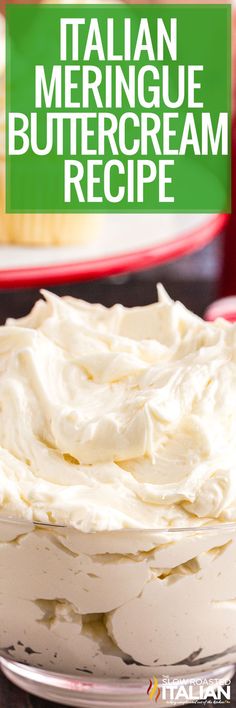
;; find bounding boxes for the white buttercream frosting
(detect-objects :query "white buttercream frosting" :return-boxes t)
[0,286,236,530]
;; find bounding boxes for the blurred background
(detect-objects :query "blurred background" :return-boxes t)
[0,0,234,321]
[0,4,235,708]
[0,234,227,323]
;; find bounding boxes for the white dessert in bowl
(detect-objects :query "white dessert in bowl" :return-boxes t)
[0,287,236,706]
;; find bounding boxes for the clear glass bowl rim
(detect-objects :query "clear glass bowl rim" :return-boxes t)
[0,514,236,535]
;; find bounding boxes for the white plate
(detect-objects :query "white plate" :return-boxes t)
[0,212,228,287]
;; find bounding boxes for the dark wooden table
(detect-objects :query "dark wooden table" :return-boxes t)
[1,240,235,707]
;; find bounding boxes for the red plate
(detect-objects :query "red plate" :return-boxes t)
[0,212,228,289]
[205,296,236,323]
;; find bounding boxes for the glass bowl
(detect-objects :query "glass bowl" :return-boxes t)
[0,516,235,706]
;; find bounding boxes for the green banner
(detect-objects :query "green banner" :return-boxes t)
[6,3,231,213]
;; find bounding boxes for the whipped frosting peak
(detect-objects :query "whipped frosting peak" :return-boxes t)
[0,286,236,531]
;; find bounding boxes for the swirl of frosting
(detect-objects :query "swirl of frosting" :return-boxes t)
[0,285,236,531]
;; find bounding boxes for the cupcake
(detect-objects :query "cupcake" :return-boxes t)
[0,12,99,247]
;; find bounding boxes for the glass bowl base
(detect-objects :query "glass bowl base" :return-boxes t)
[0,656,235,707]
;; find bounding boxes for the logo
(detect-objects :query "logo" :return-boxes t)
[147,677,161,702]
[146,676,231,704]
